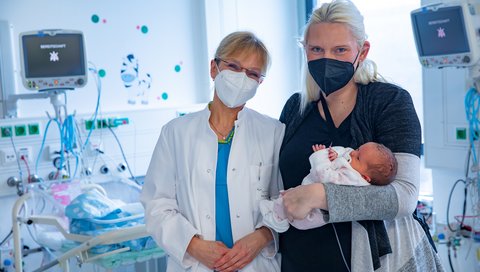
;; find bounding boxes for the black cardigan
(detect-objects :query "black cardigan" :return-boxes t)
[279,82,422,270]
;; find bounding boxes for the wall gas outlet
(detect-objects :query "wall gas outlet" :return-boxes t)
[0,149,16,165]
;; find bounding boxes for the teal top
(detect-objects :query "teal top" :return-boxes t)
[215,128,235,248]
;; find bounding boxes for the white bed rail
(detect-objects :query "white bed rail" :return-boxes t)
[12,192,30,272]
[11,180,154,272]
[33,224,148,272]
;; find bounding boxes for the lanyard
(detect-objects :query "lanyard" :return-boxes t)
[318,93,340,144]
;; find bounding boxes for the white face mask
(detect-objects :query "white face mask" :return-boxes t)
[214,69,259,108]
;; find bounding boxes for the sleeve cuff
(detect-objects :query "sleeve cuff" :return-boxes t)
[260,226,278,258]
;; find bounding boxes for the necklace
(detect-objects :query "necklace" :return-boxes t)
[209,120,229,140]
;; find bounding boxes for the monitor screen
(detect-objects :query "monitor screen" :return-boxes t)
[21,33,86,78]
[412,6,469,56]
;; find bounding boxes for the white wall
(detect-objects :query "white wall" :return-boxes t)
[0,0,301,119]
[0,0,211,117]
[204,0,302,118]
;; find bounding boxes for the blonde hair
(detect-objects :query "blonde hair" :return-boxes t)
[300,0,384,112]
[214,31,271,74]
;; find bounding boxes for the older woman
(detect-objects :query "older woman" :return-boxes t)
[141,31,284,272]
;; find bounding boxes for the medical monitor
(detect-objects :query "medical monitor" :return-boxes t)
[411,2,480,68]
[19,29,87,91]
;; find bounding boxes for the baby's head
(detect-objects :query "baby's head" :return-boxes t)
[349,142,398,185]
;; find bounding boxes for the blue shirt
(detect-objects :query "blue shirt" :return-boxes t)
[215,130,235,248]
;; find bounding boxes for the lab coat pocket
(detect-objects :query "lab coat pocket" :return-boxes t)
[249,163,273,210]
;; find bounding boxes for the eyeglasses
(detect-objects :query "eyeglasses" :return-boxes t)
[215,58,265,82]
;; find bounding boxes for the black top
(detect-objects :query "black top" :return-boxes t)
[281,83,421,156]
[279,103,352,271]
[278,82,421,271]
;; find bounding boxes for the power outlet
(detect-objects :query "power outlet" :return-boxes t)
[17,146,32,162]
[0,126,12,138]
[0,149,16,165]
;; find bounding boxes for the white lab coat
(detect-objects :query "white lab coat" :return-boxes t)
[140,106,285,272]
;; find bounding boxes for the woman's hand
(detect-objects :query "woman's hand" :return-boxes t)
[186,236,229,270]
[214,227,273,272]
[282,183,327,221]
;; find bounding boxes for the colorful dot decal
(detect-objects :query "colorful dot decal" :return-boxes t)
[174,65,181,72]
[136,25,149,34]
[91,14,107,24]
[98,69,106,78]
[161,92,168,100]
[91,15,100,23]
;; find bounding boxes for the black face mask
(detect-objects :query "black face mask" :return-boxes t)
[308,52,360,96]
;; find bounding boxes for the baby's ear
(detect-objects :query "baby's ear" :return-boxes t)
[362,174,371,182]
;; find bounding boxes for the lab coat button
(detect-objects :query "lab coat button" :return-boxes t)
[206,215,210,219]
[207,169,211,173]
[232,168,236,172]
[236,214,240,218]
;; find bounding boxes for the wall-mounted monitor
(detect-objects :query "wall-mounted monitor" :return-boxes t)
[411,2,480,68]
[19,29,87,91]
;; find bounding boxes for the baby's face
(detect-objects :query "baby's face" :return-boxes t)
[349,143,382,178]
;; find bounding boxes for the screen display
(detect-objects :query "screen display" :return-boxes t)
[412,6,469,56]
[22,33,85,78]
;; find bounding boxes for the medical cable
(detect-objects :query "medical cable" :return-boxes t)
[447,241,455,272]
[465,87,480,164]
[89,125,106,174]
[332,223,351,272]
[0,229,13,247]
[74,119,89,177]
[464,87,480,233]
[35,118,64,175]
[62,115,81,178]
[92,148,101,174]
[465,86,480,215]
[9,132,23,185]
[20,156,31,183]
[82,63,102,151]
[106,126,139,184]
[446,179,468,233]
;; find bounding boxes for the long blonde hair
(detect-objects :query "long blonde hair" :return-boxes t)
[300,0,384,112]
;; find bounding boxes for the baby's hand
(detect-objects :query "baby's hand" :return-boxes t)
[312,144,326,152]
[328,147,338,161]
